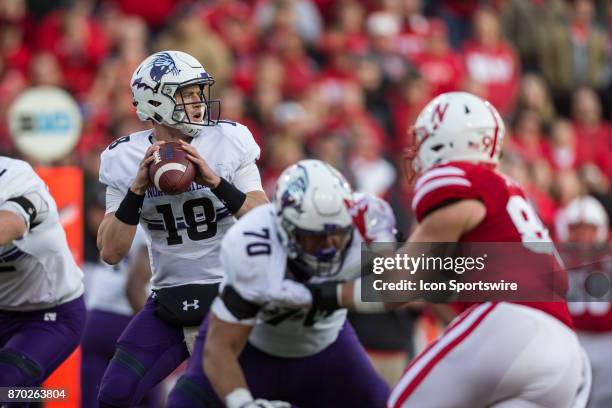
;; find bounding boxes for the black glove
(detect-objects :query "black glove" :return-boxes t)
[305,281,342,312]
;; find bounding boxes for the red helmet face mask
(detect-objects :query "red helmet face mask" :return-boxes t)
[402,126,430,185]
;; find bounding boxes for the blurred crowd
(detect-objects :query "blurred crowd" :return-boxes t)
[0,0,611,258]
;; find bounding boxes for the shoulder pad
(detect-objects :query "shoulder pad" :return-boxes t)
[412,164,479,221]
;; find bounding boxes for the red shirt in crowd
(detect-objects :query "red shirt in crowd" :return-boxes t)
[462,40,519,117]
[1,29,31,76]
[108,0,179,29]
[389,91,430,152]
[36,11,109,96]
[505,134,548,164]
[395,17,429,62]
[280,56,315,99]
[439,0,481,18]
[572,122,612,178]
[412,51,464,96]
[543,142,578,171]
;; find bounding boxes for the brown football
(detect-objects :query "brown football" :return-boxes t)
[148,142,196,194]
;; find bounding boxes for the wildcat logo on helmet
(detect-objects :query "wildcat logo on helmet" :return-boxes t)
[279,164,309,214]
[131,52,181,91]
[148,52,180,82]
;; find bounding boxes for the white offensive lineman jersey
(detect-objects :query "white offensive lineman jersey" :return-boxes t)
[85,227,148,316]
[0,157,84,311]
[211,194,396,358]
[100,122,261,289]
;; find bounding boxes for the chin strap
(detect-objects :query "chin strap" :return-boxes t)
[175,122,202,137]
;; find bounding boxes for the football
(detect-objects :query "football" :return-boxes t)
[148,142,196,194]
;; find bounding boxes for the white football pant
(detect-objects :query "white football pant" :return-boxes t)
[577,331,612,408]
[388,302,591,408]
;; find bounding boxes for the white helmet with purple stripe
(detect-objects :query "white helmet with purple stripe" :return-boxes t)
[130,50,219,137]
[274,160,354,277]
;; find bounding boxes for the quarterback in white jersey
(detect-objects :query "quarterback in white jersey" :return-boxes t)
[0,156,85,387]
[166,160,391,408]
[99,121,261,289]
[96,50,267,408]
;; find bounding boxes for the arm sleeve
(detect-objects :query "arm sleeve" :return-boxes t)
[0,163,50,233]
[0,162,37,204]
[0,191,49,232]
[0,200,32,230]
[211,229,267,325]
[211,285,262,325]
[98,148,114,188]
[233,161,263,193]
[99,147,127,214]
[237,124,261,168]
[104,185,124,214]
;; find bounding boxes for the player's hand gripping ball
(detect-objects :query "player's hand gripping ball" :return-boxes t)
[148,142,196,194]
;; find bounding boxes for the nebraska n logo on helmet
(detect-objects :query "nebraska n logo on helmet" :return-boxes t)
[404,92,505,182]
[130,50,220,137]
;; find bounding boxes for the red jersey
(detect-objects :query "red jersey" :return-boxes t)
[572,122,611,178]
[412,161,573,327]
[566,251,612,333]
[461,41,519,117]
[412,52,464,96]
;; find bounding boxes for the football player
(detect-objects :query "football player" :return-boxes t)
[96,50,267,407]
[165,160,392,408]
[294,93,592,407]
[0,156,85,387]
[557,196,612,408]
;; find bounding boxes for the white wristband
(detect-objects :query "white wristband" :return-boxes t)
[225,388,253,408]
[353,278,386,313]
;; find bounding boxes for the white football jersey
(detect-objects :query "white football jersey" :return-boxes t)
[85,227,148,316]
[211,194,396,358]
[99,121,262,289]
[0,157,84,311]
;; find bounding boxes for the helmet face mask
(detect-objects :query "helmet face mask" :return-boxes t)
[131,51,220,137]
[567,224,599,245]
[284,221,354,277]
[402,125,429,183]
[275,160,355,278]
[169,83,207,126]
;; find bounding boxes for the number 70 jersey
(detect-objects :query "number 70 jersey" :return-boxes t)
[99,123,261,289]
[212,196,397,358]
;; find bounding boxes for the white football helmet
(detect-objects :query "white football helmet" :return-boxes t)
[405,92,505,180]
[130,50,219,137]
[275,159,354,277]
[556,196,609,243]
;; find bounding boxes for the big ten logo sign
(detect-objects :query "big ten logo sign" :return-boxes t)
[19,111,74,133]
[8,86,82,164]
